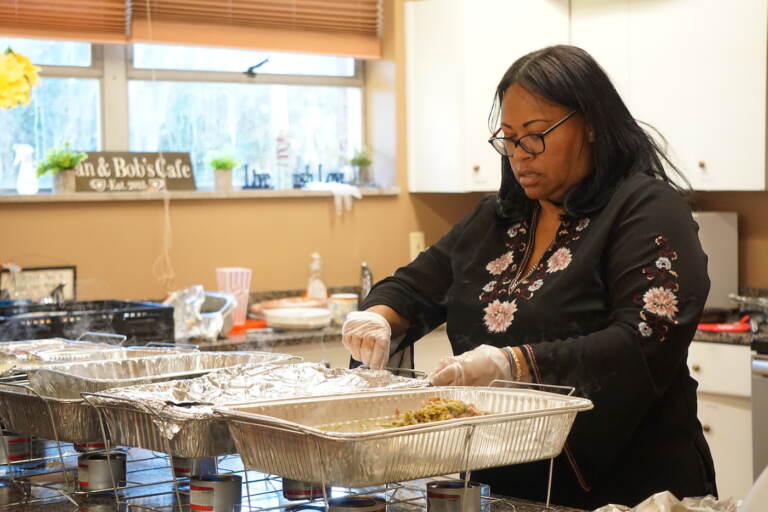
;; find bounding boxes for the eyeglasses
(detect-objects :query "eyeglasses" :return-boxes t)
[488,110,578,157]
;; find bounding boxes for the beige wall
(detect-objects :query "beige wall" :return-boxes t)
[0,0,483,301]
[694,192,768,289]
[2,0,765,300]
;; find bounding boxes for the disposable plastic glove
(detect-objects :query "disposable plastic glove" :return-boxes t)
[429,344,512,386]
[341,310,392,370]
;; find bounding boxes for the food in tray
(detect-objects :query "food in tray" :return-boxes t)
[387,397,486,427]
[317,397,487,433]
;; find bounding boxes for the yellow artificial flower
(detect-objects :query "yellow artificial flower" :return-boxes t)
[0,48,41,109]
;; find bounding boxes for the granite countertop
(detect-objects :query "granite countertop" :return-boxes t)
[197,287,354,352]
[692,330,752,346]
[198,325,342,352]
[199,287,760,350]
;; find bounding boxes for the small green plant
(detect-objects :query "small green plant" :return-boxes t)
[349,147,372,168]
[36,143,87,177]
[209,154,239,171]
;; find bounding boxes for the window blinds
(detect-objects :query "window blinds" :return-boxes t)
[0,0,128,43]
[0,0,382,58]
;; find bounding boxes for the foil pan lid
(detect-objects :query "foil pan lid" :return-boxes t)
[90,362,428,422]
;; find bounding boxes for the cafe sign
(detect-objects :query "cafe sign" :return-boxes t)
[74,152,197,192]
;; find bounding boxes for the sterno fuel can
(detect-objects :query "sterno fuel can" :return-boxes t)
[328,496,386,512]
[426,480,482,512]
[77,451,127,492]
[190,474,242,512]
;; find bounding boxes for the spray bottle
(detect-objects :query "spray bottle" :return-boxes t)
[13,144,38,195]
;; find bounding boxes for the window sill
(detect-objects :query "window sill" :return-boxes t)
[0,187,400,203]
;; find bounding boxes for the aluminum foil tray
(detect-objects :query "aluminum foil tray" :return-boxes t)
[27,351,300,399]
[27,346,190,365]
[0,338,110,355]
[84,362,428,458]
[218,387,593,487]
[0,338,116,375]
[0,383,103,443]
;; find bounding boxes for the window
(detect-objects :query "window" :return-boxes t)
[132,43,355,76]
[0,38,100,191]
[129,82,362,188]
[1,39,366,193]
[128,44,363,188]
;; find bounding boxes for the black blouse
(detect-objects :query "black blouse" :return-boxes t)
[362,173,716,508]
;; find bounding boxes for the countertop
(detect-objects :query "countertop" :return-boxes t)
[693,330,752,346]
[198,326,342,352]
[196,288,759,351]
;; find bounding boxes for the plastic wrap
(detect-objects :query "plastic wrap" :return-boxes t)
[218,386,594,487]
[83,362,429,458]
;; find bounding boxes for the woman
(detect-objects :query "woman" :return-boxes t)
[341,45,716,508]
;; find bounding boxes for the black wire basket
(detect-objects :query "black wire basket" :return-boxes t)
[0,300,174,345]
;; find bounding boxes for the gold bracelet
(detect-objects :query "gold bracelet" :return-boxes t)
[505,346,523,382]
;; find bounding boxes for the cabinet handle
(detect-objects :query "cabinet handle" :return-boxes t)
[698,161,706,169]
[472,165,480,173]
[703,424,711,433]
[692,364,701,372]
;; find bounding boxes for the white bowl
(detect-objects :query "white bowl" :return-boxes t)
[263,307,331,330]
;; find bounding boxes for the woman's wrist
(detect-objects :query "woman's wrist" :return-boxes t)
[364,304,410,338]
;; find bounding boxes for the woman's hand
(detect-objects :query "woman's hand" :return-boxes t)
[341,310,392,369]
[429,344,512,386]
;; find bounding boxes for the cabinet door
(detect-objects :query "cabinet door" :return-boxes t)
[405,0,466,192]
[698,393,753,500]
[688,341,751,397]
[570,0,632,100]
[406,0,569,192]
[691,0,766,190]
[460,0,569,192]
[572,0,767,191]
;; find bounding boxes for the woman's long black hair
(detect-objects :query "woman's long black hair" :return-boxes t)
[490,45,689,220]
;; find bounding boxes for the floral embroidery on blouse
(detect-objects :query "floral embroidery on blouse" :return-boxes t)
[478,215,590,334]
[546,247,573,273]
[634,235,680,342]
[483,299,519,333]
[486,251,515,275]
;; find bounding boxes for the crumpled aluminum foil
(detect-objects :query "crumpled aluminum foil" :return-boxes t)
[89,362,430,420]
[163,285,232,342]
[27,351,298,398]
[592,492,739,512]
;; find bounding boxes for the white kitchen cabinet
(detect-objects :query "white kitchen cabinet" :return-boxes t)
[405,0,569,192]
[688,341,753,500]
[571,0,768,190]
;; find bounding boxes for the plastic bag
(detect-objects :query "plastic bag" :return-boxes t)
[163,285,234,342]
[592,491,739,512]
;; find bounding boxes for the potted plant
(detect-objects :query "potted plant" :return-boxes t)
[209,154,239,192]
[349,147,373,186]
[36,143,87,194]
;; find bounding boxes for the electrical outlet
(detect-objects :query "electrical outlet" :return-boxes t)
[409,231,426,261]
